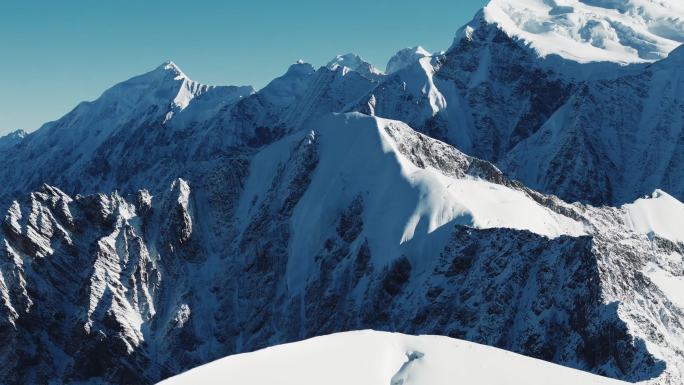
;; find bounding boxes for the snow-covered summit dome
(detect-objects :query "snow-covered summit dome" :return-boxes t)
[478,0,684,64]
[385,46,431,74]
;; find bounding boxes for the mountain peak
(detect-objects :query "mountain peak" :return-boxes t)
[0,129,27,151]
[326,53,384,79]
[285,60,316,76]
[2,129,27,140]
[478,0,684,64]
[386,46,432,74]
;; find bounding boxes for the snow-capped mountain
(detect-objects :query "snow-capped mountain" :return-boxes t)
[502,45,684,204]
[0,57,377,207]
[2,0,684,384]
[160,331,627,385]
[353,1,684,204]
[2,113,683,384]
[326,53,384,81]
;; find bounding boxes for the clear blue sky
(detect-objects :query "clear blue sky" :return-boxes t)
[0,0,486,134]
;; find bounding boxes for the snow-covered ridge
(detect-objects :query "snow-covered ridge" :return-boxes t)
[159,331,627,385]
[480,0,684,64]
[74,60,254,128]
[2,108,684,383]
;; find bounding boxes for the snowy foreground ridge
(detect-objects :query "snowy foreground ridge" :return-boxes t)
[160,331,626,385]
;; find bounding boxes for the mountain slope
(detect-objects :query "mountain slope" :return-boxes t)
[160,331,627,385]
[502,45,684,204]
[482,0,684,64]
[385,46,432,74]
[2,113,683,384]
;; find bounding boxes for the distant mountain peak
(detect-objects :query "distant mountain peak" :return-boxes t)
[0,129,27,151]
[386,46,432,74]
[155,60,189,80]
[326,53,384,79]
[285,60,316,76]
[3,129,27,140]
[475,0,684,64]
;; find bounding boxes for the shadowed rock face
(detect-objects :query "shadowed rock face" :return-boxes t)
[1,117,682,384]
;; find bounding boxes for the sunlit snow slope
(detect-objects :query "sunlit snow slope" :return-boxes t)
[159,331,627,385]
[481,0,684,63]
[237,113,586,291]
[623,190,684,243]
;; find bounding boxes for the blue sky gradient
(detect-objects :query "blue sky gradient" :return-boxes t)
[0,0,486,134]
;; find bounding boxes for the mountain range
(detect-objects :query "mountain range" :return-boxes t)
[1,0,684,384]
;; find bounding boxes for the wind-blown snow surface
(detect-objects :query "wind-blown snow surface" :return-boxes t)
[159,331,627,385]
[482,0,684,64]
